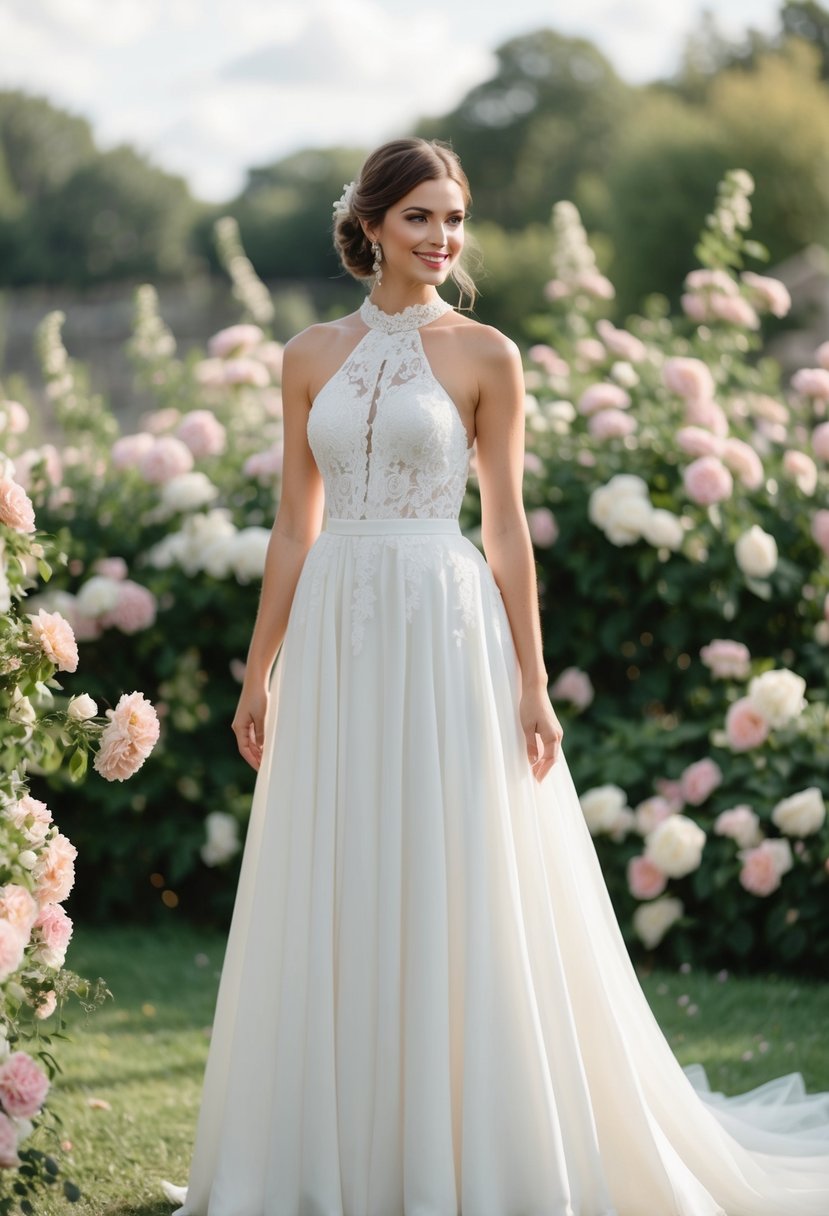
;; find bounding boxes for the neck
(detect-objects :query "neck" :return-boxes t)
[367,283,442,315]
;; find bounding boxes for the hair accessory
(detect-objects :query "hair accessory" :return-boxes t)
[371,240,383,285]
[332,180,357,219]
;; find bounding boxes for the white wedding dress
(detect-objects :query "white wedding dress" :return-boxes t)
[162,297,829,1216]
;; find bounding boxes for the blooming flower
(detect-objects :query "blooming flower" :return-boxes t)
[734,525,777,578]
[782,449,818,495]
[791,368,829,400]
[176,410,227,459]
[207,324,264,359]
[740,272,791,318]
[632,896,684,948]
[549,666,594,710]
[627,855,668,900]
[725,697,770,751]
[662,357,714,402]
[588,409,636,439]
[0,476,36,533]
[747,669,806,728]
[577,383,631,416]
[526,507,558,548]
[644,815,706,878]
[0,1052,50,1118]
[93,691,160,782]
[714,806,762,849]
[739,839,793,897]
[700,639,751,680]
[680,759,722,806]
[32,903,74,968]
[579,785,629,835]
[33,833,77,905]
[682,456,733,506]
[27,608,79,672]
[771,788,826,838]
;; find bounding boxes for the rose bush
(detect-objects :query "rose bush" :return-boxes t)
[4,188,828,973]
[0,455,160,1201]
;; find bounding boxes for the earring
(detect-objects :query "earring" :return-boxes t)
[371,240,383,285]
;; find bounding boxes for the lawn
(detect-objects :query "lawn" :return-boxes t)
[27,922,829,1216]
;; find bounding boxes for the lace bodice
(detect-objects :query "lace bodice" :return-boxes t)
[307,296,473,519]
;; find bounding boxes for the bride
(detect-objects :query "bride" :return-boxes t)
[163,137,829,1215]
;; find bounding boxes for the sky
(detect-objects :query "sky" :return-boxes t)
[2,0,781,202]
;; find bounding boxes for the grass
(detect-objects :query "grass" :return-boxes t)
[27,923,829,1215]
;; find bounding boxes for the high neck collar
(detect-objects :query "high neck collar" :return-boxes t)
[360,296,454,333]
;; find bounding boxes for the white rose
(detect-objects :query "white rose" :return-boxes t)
[607,474,649,500]
[579,784,629,835]
[17,850,37,870]
[68,693,98,721]
[642,508,685,551]
[735,525,778,578]
[200,536,237,580]
[632,896,684,949]
[232,528,270,583]
[771,788,826,837]
[75,575,120,617]
[747,669,806,728]
[160,472,219,516]
[604,495,653,546]
[610,361,639,388]
[644,815,706,878]
[200,811,240,866]
[145,532,188,570]
[179,510,237,575]
[546,400,576,423]
[588,484,614,529]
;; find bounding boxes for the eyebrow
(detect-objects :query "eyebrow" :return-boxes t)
[401,206,465,216]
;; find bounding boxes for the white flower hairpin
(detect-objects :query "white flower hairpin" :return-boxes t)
[332,180,357,219]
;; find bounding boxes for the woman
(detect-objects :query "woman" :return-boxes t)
[164,138,829,1215]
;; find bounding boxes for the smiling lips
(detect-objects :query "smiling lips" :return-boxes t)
[415,252,449,269]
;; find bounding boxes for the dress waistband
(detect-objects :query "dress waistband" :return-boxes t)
[324,517,461,536]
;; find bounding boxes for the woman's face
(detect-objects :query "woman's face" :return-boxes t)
[369,176,466,289]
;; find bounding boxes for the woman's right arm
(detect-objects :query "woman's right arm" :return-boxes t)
[232,332,326,770]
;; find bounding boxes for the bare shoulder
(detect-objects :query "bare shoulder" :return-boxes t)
[283,313,362,366]
[447,315,521,370]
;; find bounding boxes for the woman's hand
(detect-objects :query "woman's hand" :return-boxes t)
[232,679,269,771]
[519,684,563,783]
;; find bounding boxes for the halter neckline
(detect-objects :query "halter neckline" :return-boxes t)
[360,296,454,333]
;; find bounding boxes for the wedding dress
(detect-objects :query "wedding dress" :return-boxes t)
[162,297,829,1216]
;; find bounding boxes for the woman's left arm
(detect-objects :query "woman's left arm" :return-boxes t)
[471,328,563,782]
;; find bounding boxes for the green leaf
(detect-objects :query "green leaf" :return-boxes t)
[36,559,53,582]
[68,748,88,783]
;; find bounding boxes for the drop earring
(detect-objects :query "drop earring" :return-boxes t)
[371,240,383,286]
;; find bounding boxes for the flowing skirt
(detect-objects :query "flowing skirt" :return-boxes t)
[163,516,829,1216]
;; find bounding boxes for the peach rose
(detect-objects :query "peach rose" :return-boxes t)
[27,608,79,673]
[725,697,770,751]
[0,1051,50,1118]
[34,990,57,1020]
[32,833,77,905]
[0,885,38,937]
[93,691,160,782]
[740,272,791,318]
[32,903,73,969]
[0,477,36,533]
[0,921,26,982]
[627,855,668,900]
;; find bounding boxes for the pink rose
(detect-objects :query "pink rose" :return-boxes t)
[683,397,729,436]
[93,556,128,580]
[138,437,194,484]
[100,580,157,635]
[27,608,79,673]
[0,1051,50,1118]
[93,691,160,782]
[177,410,227,458]
[782,450,818,495]
[714,806,762,849]
[544,279,568,302]
[588,409,636,439]
[574,338,607,366]
[683,456,733,505]
[792,368,829,400]
[681,293,708,323]
[721,438,764,490]
[8,795,52,845]
[111,432,155,471]
[812,510,829,556]
[740,272,791,318]
[0,884,38,937]
[0,1110,20,1167]
[550,666,594,710]
[595,320,647,363]
[662,357,714,403]
[528,344,566,376]
[32,903,73,968]
[739,842,784,897]
[33,833,77,905]
[142,407,181,435]
[243,445,284,481]
[627,855,668,900]
[676,427,722,458]
[573,270,615,299]
[709,294,760,329]
[207,323,264,359]
[700,639,751,679]
[725,697,770,752]
[0,476,36,533]
[0,921,26,982]
[654,779,685,813]
[1,400,29,435]
[685,269,739,295]
[577,383,630,416]
[680,758,722,806]
[223,358,269,387]
[811,422,829,462]
[523,452,543,475]
[526,507,558,548]
[634,796,675,836]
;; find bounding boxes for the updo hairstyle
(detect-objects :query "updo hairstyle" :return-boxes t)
[333,137,477,308]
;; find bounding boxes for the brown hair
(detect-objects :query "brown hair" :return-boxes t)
[333,137,477,309]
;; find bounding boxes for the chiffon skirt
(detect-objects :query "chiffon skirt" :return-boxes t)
[163,516,829,1216]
